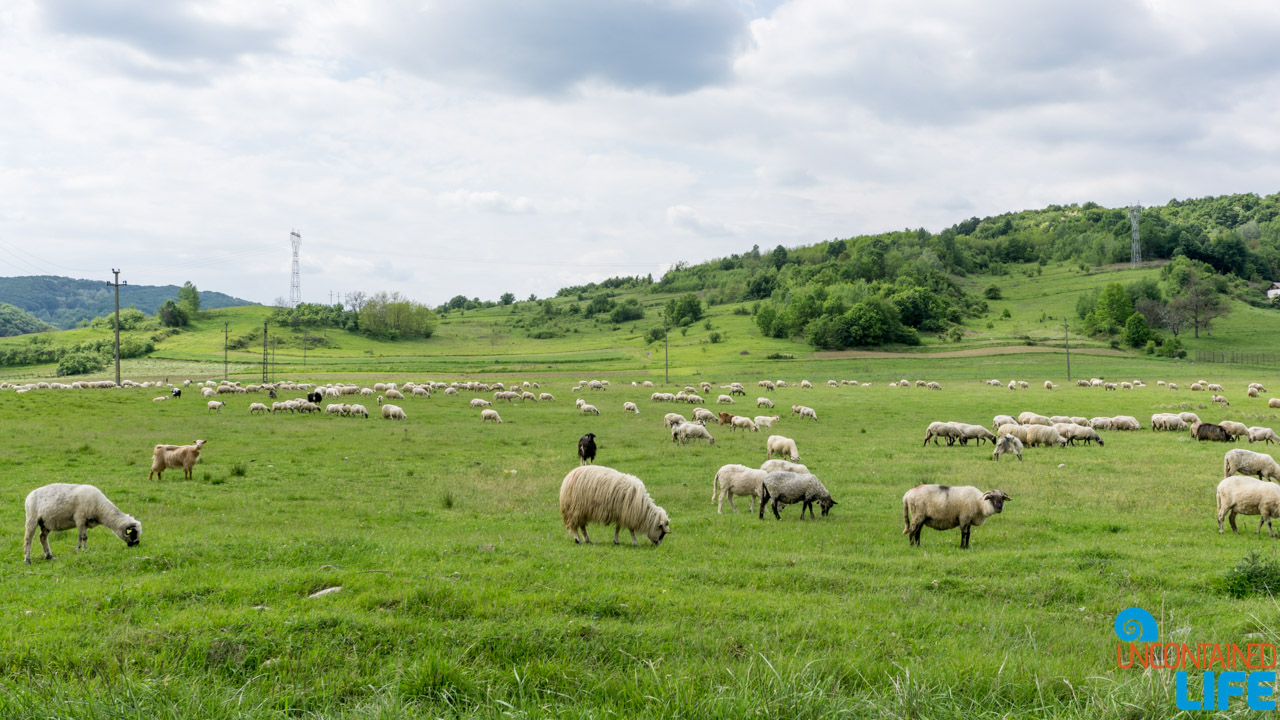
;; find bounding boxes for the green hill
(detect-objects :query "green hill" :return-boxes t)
[0,275,254,329]
[0,302,54,337]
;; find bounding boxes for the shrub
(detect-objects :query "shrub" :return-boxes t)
[983,285,1003,300]
[708,331,722,344]
[1222,551,1280,598]
[56,352,106,377]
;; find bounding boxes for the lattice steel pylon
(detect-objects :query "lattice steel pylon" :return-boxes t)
[288,230,302,307]
[1128,206,1141,267]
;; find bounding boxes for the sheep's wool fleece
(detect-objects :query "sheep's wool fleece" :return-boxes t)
[559,466,668,536]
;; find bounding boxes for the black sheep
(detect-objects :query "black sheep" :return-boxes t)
[1192,421,1231,442]
[170,387,181,398]
[578,433,597,466]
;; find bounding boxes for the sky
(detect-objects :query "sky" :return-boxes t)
[2,0,1280,308]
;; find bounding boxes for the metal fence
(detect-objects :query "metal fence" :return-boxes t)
[1195,350,1280,367]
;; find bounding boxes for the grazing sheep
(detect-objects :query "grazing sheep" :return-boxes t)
[471,398,492,408]
[753,415,781,428]
[1110,416,1141,431]
[248,402,268,414]
[1076,379,1091,387]
[1224,448,1280,482]
[927,382,942,390]
[902,485,1011,548]
[1018,381,1029,390]
[1208,383,1224,392]
[1104,383,1117,391]
[718,411,734,426]
[712,464,767,513]
[1120,382,1133,390]
[1024,425,1067,447]
[757,397,774,408]
[384,388,404,400]
[1191,421,1231,442]
[791,405,817,421]
[1179,412,1201,424]
[828,380,839,388]
[1018,412,1051,426]
[693,407,717,424]
[952,423,997,446]
[664,413,688,428]
[149,439,206,480]
[761,459,810,474]
[579,404,600,415]
[23,484,141,563]
[1169,383,1179,390]
[1248,427,1280,445]
[559,465,670,545]
[717,395,735,404]
[1217,475,1280,536]
[1044,381,1054,390]
[576,398,586,409]
[578,433,597,465]
[992,415,1018,432]
[1220,420,1249,440]
[673,422,715,446]
[992,434,1023,461]
[381,404,407,420]
[1089,417,1113,430]
[923,421,961,446]
[758,471,836,519]
[623,402,639,414]
[1049,416,1073,424]
[996,424,1029,443]
[766,435,800,461]
[800,380,813,389]
[349,404,369,418]
[1008,380,1017,391]
[207,400,226,413]
[1249,388,1260,398]
[731,416,760,432]
[152,395,168,402]
[202,387,217,398]
[1054,423,1104,446]
[701,382,712,394]
[1213,395,1230,405]
[1151,413,1188,431]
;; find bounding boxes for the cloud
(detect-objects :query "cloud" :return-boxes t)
[439,190,536,215]
[358,0,752,95]
[667,205,733,237]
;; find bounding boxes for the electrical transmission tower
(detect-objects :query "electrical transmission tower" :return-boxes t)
[1128,206,1141,267]
[289,230,302,307]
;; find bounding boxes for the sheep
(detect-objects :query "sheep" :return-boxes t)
[642,381,654,388]
[1120,382,1133,390]
[766,435,800,461]
[23,484,141,563]
[828,380,839,388]
[1049,416,1073,424]
[759,471,836,519]
[902,485,1011,548]
[684,394,705,405]
[693,407,717,424]
[757,397,774,408]
[730,416,760,432]
[1024,425,1067,447]
[776,380,789,389]
[471,398,492,408]
[759,380,775,391]
[1044,381,1054,390]
[1169,383,1178,390]
[1110,416,1141,431]
[1151,413,1188,431]
[1190,383,1205,392]
[381,404,407,420]
[559,465,670,545]
[1272,399,1280,409]
[761,459,810,474]
[664,413,688,428]
[1054,423,1104,446]
[718,411,734,426]
[349,404,369,418]
[1076,380,1091,387]
[992,415,1018,432]
[1249,388,1261,398]
[201,387,217,398]
[152,395,168,402]
[1104,383,1117,391]
[579,404,600,416]
[478,408,501,423]
[986,379,1002,386]
[996,423,1029,443]
[578,433,597,465]
[207,400,226,412]
[1018,381,1030,389]
[384,388,404,400]
[992,434,1023,461]
[248,402,268,414]
[1217,475,1280,536]
[791,405,818,421]
[712,464,766,513]
[1179,412,1201,424]
[923,421,962,446]
[800,380,813,389]
[1224,448,1280,482]
[149,439,206,480]
[1008,380,1017,390]
[1213,395,1230,406]
[623,402,639,414]
[1089,417,1113,430]
[1220,421,1249,441]
[673,422,715,446]
[1248,427,1280,445]
[717,395,735,404]
[951,422,997,446]
[1251,383,1269,393]
[701,382,712,393]
[1018,412,1051,426]
[753,415,781,428]
[1191,421,1231,442]
[927,382,942,390]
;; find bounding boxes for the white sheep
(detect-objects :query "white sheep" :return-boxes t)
[248,402,268,414]
[1120,382,1133,390]
[471,398,492,408]
[1220,420,1250,440]
[1053,423,1104,446]
[712,464,767,513]
[478,408,501,423]
[1179,412,1201,424]
[693,408,718,424]
[579,403,600,415]
[760,459,810,474]
[207,400,226,412]
[1110,416,1141,431]
[759,471,836,519]
[1224,449,1280,482]
[791,405,818,421]
[992,415,1017,432]
[1212,395,1230,406]
[149,439,206,480]
[757,397,774,408]
[923,421,961,446]
[1151,413,1188,432]
[1018,412,1050,426]
[672,422,715,446]
[1024,425,1067,447]
[623,402,639,414]
[902,484,1011,548]
[664,412,688,428]
[349,404,369,418]
[992,434,1023,461]
[927,382,942,390]
[152,395,168,402]
[753,415,781,428]
[766,435,800,461]
[1249,388,1260,398]
[23,484,141,563]
[996,423,1029,443]
[1089,417,1113,430]
[1217,475,1280,536]
[1248,427,1280,445]
[559,465,670,545]
[800,380,813,389]
[717,394,735,404]
[730,416,759,432]
[381,404,407,420]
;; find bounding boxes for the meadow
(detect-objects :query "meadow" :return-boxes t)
[4,356,1280,719]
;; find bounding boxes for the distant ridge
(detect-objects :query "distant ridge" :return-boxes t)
[0,275,256,329]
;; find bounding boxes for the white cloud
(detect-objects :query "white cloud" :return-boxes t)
[439,190,535,215]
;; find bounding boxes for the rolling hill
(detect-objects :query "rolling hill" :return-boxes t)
[0,275,254,329]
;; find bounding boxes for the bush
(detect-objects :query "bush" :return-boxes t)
[1222,551,1280,598]
[645,327,666,344]
[708,331,722,344]
[57,352,107,377]
[983,285,1003,300]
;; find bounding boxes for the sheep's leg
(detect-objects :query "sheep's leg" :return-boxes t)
[39,524,52,560]
[580,527,592,544]
[725,494,737,513]
[770,498,782,520]
[1230,512,1239,533]
[630,529,638,546]
[1218,510,1226,534]
[758,488,770,519]
[908,520,924,546]
[23,519,37,564]
[613,526,621,545]
[77,522,88,552]
[960,525,971,549]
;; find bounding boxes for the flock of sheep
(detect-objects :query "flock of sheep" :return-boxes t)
[14,371,1280,559]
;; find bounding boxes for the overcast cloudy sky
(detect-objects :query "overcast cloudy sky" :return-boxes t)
[2,0,1279,307]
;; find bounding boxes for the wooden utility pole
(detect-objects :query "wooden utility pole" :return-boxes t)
[108,269,126,386]
[1064,320,1071,382]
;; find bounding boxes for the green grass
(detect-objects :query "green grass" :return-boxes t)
[3,360,1280,717]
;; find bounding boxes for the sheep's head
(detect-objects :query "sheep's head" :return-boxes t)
[983,490,1011,514]
[118,522,141,547]
[647,508,671,546]
[819,496,837,516]
[194,439,206,449]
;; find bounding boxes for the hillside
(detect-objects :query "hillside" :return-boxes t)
[0,275,254,329]
[0,302,54,337]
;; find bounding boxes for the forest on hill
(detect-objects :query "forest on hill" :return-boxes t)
[0,275,253,329]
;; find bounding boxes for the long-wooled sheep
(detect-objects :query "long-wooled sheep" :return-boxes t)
[992,434,1023,461]
[758,471,836,520]
[1151,413,1188,431]
[1110,416,1141,431]
[1248,426,1280,445]
[1024,425,1067,447]
[1224,448,1280,482]
[664,412,687,428]
[559,465,670,545]
[1192,421,1231,442]
[1217,474,1280,536]
[996,423,1029,443]
[902,485,1011,548]
[1018,412,1050,426]
[766,435,800,461]
[672,422,715,446]
[761,459,810,474]
[24,484,141,563]
[623,402,639,414]
[713,464,766,513]
[694,408,717,424]
[381,404,407,420]
[1179,412,1201,424]
[149,439,206,480]
[579,404,600,415]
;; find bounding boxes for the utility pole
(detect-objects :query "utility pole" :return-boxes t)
[261,321,269,384]
[108,269,126,386]
[1064,319,1071,382]
[223,323,229,380]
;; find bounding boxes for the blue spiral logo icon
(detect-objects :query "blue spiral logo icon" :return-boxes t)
[1114,607,1158,642]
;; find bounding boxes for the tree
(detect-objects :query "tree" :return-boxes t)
[157,299,188,327]
[1094,283,1133,326]
[1137,298,1188,338]
[499,292,515,305]
[177,281,201,314]
[664,293,703,326]
[770,244,789,269]
[1123,313,1151,348]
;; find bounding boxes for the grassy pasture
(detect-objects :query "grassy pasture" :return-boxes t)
[4,361,1280,718]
